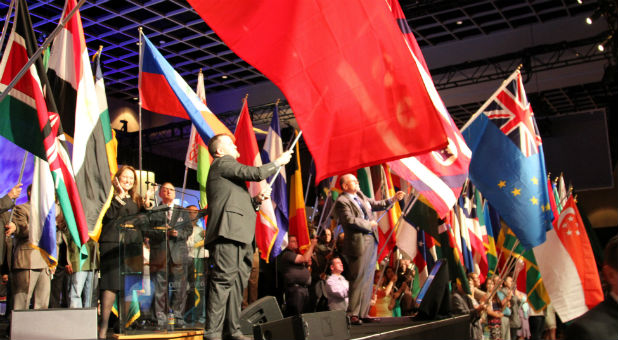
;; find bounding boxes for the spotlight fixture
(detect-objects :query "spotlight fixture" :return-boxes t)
[577,0,582,4]
[456,20,463,25]
[586,17,593,24]
[598,44,604,52]
[221,75,228,79]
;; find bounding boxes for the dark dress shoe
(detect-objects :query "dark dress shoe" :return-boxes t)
[349,315,363,325]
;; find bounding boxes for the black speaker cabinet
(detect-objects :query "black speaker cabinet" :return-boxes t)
[11,308,97,340]
[253,310,350,340]
[239,296,284,335]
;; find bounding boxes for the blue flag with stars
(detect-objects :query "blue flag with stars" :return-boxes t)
[462,70,552,249]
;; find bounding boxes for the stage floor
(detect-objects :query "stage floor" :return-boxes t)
[349,315,469,340]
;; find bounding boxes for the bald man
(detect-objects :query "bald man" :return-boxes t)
[333,173,404,324]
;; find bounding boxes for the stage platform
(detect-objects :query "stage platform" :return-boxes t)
[349,315,469,340]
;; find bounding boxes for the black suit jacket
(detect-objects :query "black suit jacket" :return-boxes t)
[565,297,618,340]
[149,204,191,269]
[333,191,392,257]
[204,155,278,246]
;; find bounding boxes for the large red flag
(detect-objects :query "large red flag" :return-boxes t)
[234,99,279,260]
[187,0,448,182]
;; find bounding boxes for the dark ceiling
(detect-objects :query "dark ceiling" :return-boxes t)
[2,0,616,127]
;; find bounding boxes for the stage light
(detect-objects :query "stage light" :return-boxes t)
[577,0,582,4]
[586,17,593,24]
[456,20,463,25]
[598,44,604,52]
[221,75,228,79]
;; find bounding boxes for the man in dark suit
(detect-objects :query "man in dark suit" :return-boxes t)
[333,174,404,325]
[150,182,191,328]
[203,133,291,340]
[566,234,618,340]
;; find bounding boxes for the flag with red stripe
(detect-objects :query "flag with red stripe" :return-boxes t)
[234,99,279,260]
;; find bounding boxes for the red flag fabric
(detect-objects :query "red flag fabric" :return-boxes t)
[187,0,448,183]
[386,0,470,219]
[234,99,279,260]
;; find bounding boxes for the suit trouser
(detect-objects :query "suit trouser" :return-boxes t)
[204,240,252,338]
[344,235,377,318]
[153,261,188,321]
[12,268,51,310]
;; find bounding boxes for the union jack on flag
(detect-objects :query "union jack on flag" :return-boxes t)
[483,71,542,157]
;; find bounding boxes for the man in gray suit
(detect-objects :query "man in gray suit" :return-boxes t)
[0,183,22,214]
[11,185,57,310]
[150,182,191,327]
[203,134,291,340]
[333,174,404,325]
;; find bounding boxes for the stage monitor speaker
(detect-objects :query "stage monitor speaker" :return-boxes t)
[11,308,97,340]
[239,296,283,335]
[415,259,451,320]
[253,310,350,340]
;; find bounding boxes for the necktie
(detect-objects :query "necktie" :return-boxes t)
[353,196,369,220]
[166,205,173,224]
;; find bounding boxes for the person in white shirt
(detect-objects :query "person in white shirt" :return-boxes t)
[324,256,349,312]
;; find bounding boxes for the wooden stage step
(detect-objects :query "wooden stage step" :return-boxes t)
[113,329,204,340]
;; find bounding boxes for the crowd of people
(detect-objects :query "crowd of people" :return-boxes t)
[0,133,616,340]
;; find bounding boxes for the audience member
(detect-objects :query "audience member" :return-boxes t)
[278,235,317,316]
[324,257,348,311]
[450,279,485,340]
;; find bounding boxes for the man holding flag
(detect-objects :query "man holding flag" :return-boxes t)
[203,134,292,340]
[334,174,404,325]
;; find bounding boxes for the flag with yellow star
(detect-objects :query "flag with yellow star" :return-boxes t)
[462,69,553,249]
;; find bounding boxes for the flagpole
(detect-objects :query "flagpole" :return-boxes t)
[304,159,313,203]
[267,130,302,188]
[180,166,188,204]
[0,0,88,103]
[137,27,144,196]
[460,65,523,132]
[7,150,28,225]
[0,0,15,56]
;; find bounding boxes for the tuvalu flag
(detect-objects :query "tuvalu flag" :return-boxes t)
[0,0,89,255]
[187,0,448,183]
[47,0,114,242]
[462,69,553,249]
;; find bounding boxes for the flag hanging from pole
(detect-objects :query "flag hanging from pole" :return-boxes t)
[187,0,449,183]
[139,32,231,146]
[288,130,310,254]
[462,69,553,249]
[261,103,289,259]
[29,156,58,267]
[234,99,279,260]
[47,0,114,241]
[0,0,89,254]
[386,0,470,219]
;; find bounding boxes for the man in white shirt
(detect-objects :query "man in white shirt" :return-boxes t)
[324,257,349,312]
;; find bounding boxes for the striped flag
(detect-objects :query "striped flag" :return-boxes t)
[235,99,279,260]
[375,164,401,262]
[533,195,604,321]
[92,49,118,179]
[139,32,231,151]
[386,0,470,219]
[29,156,58,266]
[47,0,114,242]
[261,103,289,259]
[0,0,89,254]
[288,130,310,254]
[185,70,214,208]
